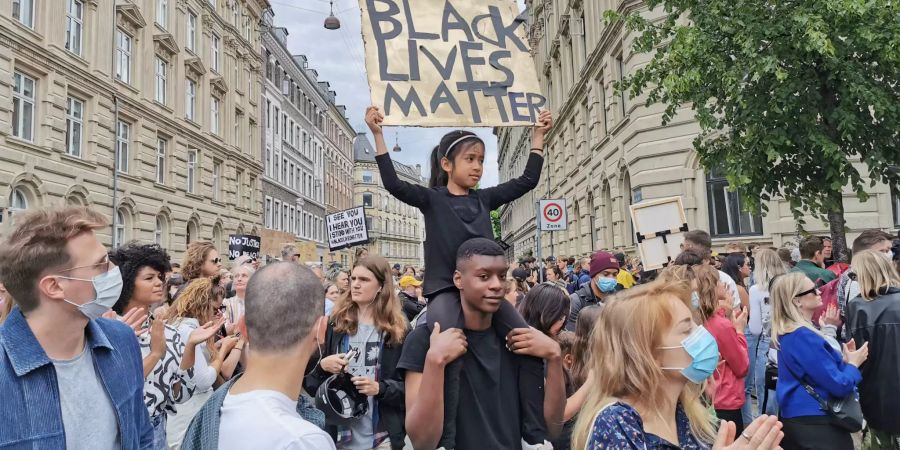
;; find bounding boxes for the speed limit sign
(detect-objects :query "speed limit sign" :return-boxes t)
[538,199,567,231]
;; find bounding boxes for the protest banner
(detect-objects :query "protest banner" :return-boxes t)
[228,234,261,260]
[358,0,546,127]
[630,197,689,270]
[326,207,370,251]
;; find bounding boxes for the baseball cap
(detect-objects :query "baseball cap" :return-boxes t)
[512,267,530,281]
[393,263,401,270]
[399,275,422,288]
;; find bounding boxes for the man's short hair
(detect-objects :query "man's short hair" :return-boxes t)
[674,250,705,266]
[683,230,712,251]
[0,207,107,312]
[456,238,505,269]
[798,236,824,260]
[244,262,323,353]
[281,244,296,260]
[852,230,894,254]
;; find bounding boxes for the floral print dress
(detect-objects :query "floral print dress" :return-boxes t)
[587,401,711,450]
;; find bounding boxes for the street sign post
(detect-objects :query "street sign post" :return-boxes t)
[538,199,567,231]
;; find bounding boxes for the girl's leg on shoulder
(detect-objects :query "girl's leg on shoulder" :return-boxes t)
[425,289,465,331]
[492,298,529,336]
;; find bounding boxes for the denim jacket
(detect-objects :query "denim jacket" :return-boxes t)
[0,307,153,449]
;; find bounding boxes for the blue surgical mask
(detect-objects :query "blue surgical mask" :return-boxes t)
[659,325,720,384]
[58,266,124,320]
[596,277,617,294]
[690,291,700,309]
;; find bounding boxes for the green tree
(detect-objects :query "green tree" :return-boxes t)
[491,209,502,240]
[609,0,900,262]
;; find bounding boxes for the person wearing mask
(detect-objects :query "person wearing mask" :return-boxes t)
[324,282,340,316]
[165,277,240,449]
[845,250,900,448]
[770,272,867,449]
[0,207,153,448]
[398,275,425,322]
[565,251,620,331]
[223,263,255,336]
[109,242,220,449]
[400,238,551,450]
[694,265,750,436]
[835,230,894,334]
[182,263,335,450]
[305,256,409,449]
[743,249,786,422]
[572,280,784,449]
[722,254,752,312]
[681,230,742,308]
[790,236,836,284]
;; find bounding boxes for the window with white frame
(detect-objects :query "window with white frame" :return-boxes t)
[154,216,165,245]
[155,57,168,104]
[156,138,167,184]
[211,97,220,134]
[274,200,282,230]
[185,78,196,120]
[186,11,197,51]
[156,0,167,28]
[65,96,83,157]
[116,120,130,173]
[9,188,28,217]
[236,169,244,208]
[12,71,35,142]
[65,0,83,55]
[265,196,273,228]
[187,149,197,193]
[115,209,126,247]
[211,33,221,72]
[289,207,295,234]
[13,0,34,28]
[212,160,222,201]
[115,29,132,83]
[363,192,373,208]
[706,166,763,237]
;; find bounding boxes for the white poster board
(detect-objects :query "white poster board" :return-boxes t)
[358,0,546,127]
[630,196,688,270]
[538,199,567,231]
[326,207,370,251]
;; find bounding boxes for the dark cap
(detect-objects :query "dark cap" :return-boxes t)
[590,251,620,278]
[512,267,530,281]
[393,264,401,270]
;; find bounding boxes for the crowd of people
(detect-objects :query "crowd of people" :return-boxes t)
[2,106,900,450]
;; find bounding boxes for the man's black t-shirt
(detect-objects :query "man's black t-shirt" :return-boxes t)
[398,326,523,450]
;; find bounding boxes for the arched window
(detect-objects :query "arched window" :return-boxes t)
[186,221,198,245]
[212,224,223,253]
[10,188,28,212]
[115,209,127,247]
[706,167,762,236]
[623,173,634,245]
[362,192,373,208]
[601,181,613,248]
[155,216,164,245]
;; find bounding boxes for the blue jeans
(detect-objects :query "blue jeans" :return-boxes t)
[742,331,775,424]
[150,414,167,450]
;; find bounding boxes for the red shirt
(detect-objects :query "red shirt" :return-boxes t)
[706,309,749,410]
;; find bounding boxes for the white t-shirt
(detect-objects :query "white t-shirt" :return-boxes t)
[719,270,742,308]
[217,390,336,450]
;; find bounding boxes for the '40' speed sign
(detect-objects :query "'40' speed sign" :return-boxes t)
[538,199,568,231]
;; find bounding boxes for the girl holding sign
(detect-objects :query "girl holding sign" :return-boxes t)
[365,105,554,448]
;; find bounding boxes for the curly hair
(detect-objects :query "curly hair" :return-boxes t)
[164,275,222,359]
[182,241,216,281]
[109,242,172,315]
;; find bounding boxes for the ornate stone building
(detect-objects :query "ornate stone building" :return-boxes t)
[0,0,268,261]
[353,132,425,268]
[496,0,899,260]
[323,91,355,267]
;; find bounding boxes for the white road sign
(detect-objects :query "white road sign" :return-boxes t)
[538,199,567,231]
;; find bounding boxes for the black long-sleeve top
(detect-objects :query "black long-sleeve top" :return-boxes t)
[376,152,544,298]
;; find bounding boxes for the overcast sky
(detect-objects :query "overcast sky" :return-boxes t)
[269,0,528,187]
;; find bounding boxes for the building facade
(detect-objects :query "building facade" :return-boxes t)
[323,91,355,267]
[260,20,328,263]
[0,0,268,261]
[353,132,425,268]
[496,0,899,260]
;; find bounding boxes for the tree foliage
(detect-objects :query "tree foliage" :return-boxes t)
[609,0,899,252]
[491,209,502,240]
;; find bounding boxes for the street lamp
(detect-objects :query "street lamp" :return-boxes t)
[324,0,341,30]
[392,132,402,152]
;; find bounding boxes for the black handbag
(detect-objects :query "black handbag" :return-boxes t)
[783,362,863,432]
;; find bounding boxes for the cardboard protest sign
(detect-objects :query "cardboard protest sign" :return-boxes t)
[228,234,261,260]
[358,0,546,127]
[326,207,370,251]
[629,197,689,270]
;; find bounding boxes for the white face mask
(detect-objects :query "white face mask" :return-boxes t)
[57,266,124,320]
[884,250,894,261]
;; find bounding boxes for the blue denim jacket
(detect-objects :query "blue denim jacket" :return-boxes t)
[0,307,153,449]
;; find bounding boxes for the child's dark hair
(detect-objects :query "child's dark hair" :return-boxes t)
[517,283,571,336]
[456,237,504,268]
[428,130,484,188]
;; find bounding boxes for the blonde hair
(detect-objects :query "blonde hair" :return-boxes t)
[852,250,900,300]
[571,281,716,449]
[753,249,787,291]
[330,256,407,345]
[770,272,821,347]
[693,265,720,323]
[165,276,221,359]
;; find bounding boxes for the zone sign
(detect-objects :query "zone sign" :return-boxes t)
[539,199,567,231]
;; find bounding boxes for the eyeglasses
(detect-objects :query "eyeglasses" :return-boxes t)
[794,287,820,298]
[58,258,112,274]
[210,258,221,264]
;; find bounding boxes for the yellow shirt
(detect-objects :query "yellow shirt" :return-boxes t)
[617,270,636,289]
